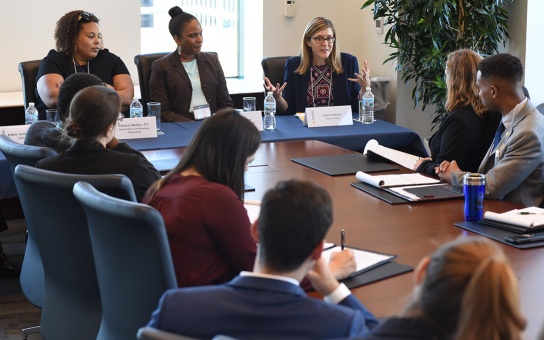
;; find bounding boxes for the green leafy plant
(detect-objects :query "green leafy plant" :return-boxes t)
[362,0,512,127]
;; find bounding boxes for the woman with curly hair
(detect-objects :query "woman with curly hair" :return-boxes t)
[35,10,133,119]
[414,49,502,176]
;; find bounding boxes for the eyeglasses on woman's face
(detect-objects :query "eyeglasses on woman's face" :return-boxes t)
[311,36,335,45]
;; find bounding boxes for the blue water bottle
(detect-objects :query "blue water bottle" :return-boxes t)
[463,173,485,221]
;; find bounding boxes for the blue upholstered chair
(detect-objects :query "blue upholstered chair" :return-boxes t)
[73,181,177,340]
[13,164,136,340]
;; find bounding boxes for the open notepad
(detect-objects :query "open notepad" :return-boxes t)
[364,139,421,170]
[481,207,544,233]
[322,245,396,277]
[355,171,440,188]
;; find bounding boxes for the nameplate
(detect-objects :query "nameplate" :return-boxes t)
[1,125,30,144]
[115,117,157,139]
[304,105,353,128]
[240,111,264,131]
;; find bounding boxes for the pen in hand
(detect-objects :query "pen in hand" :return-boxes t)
[341,229,346,250]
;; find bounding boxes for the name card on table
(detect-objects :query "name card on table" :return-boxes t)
[304,105,353,128]
[240,111,264,131]
[115,117,157,139]
[1,124,31,143]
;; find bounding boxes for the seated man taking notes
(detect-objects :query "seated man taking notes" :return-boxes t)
[436,53,544,207]
[146,180,379,338]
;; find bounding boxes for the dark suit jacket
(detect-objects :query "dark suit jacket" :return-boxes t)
[35,139,159,202]
[149,51,233,122]
[281,53,361,116]
[417,107,501,176]
[147,275,379,339]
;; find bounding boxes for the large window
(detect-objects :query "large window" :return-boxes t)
[141,0,239,77]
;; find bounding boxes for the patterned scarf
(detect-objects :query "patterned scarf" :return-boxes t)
[306,64,334,107]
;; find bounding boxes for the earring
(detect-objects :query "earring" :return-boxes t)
[74,45,77,51]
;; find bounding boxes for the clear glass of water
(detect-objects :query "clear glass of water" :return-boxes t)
[147,102,163,135]
[243,97,256,112]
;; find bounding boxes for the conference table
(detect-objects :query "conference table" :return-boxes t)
[142,140,544,339]
[0,117,427,199]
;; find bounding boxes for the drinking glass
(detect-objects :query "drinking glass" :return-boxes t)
[243,97,256,112]
[45,109,59,123]
[147,102,163,135]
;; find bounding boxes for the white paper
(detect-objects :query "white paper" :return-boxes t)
[0,125,31,144]
[304,105,353,128]
[240,111,264,131]
[484,207,544,228]
[364,139,420,170]
[115,117,157,139]
[355,171,440,188]
[244,200,261,224]
[322,246,393,273]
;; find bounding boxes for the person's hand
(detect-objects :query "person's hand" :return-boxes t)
[435,160,461,183]
[307,257,340,296]
[327,249,356,280]
[263,77,287,101]
[348,60,370,89]
[413,157,432,170]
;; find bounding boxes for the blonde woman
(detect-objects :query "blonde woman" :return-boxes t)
[414,49,501,176]
[364,236,525,340]
[263,17,370,115]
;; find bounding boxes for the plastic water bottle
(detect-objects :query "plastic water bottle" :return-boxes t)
[25,102,38,125]
[129,97,143,118]
[361,87,374,124]
[263,91,276,130]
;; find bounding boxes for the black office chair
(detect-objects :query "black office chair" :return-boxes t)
[13,165,137,340]
[73,181,177,340]
[18,60,42,110]
[134,53,168,115]
[261,56,290,87]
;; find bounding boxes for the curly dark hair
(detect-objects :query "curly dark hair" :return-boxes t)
[57,73,103,121]
[478,53,524,84]
[54,10,100,55]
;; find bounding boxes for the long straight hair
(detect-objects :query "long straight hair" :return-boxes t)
[404,236,525,340]
[295,17,343,75]
[445,49,487,117]
[145,109,261,200]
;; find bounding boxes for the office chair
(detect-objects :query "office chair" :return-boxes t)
[73,181,177,340]
[0,134,58,339]
[261,56,290,87]
[134,53,168,115]
[537,103,544,114]
[13,165,136,340]
[137,327,203,340]
[18,60,42,110]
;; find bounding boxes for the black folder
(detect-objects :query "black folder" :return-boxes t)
[455,221,544,249]
[351,181,463,204]
[341,261,413,289]
[291,154,398,176]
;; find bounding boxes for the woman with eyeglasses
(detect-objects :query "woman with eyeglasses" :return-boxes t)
[263,17,370,116]
[149,6,233,122]
[36,86,159,202]
[35,10,134,119]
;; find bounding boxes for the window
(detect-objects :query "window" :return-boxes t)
[141,0,239,77]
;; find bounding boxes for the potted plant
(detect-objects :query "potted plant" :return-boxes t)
[362,0,512,126]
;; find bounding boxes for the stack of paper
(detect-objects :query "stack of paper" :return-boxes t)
[483,207,544,231]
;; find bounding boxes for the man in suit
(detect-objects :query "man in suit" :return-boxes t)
[147,179,379,338]
[437,53,544,207]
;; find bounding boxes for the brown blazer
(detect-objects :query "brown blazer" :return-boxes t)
[149,51,233,122]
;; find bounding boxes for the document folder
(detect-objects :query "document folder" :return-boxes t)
[292,154,398,176]
[455,221,544,249]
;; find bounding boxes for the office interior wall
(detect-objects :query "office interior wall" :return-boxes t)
[525,0,543,106]
[0,0,140,93]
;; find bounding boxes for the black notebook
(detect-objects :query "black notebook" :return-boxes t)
[455,221,544,249]
[292,154,398,176]
[351,181,463,204]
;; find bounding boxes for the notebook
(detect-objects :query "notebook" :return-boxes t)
[292,154,398,176]
[322,245,396,277]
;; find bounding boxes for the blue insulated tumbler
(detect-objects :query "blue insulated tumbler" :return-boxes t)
[463,173,485,221]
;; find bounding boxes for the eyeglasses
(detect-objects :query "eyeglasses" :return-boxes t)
[117,113,124,122]
[312,36,336,44]
[77,11,94,23]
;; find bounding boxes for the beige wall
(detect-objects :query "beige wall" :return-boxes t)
[525,0,544,106]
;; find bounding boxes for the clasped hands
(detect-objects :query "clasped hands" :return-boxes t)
[435,160,462,183]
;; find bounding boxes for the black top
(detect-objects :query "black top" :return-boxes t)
[36,139,159,202]
[359,317,442,340]
[35,49,130,118]
[417,106,502,177]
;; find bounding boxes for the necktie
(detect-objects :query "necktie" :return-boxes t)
[493,123,505,150]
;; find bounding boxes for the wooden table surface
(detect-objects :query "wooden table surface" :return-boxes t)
[142,140,544,339]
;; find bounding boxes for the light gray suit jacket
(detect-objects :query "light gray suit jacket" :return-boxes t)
[453,99,544,207]
[149,51,233,122]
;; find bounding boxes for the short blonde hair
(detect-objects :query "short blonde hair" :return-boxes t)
[295,17,343,75]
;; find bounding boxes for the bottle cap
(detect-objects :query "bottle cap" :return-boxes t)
[267,91,273,95]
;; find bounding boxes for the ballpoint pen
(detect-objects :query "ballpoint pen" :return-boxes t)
[517,212,544,215]
[341,229,345,250]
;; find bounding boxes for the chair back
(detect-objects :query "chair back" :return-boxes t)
[0,134,57,309]
[537,103,544,115]
[134,53,168,115]
[18,60,42,109]
[261,56,290,87]
[13,164,136,340]
[73,181,177,340]
[137,327,202,340]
